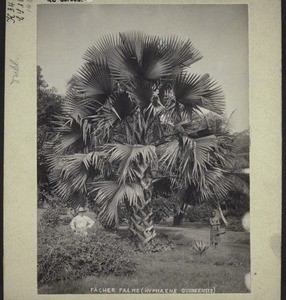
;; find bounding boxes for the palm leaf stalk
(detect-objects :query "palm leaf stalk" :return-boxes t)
[48,31,228,247]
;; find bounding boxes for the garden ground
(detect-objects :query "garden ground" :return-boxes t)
[38,209,250,294]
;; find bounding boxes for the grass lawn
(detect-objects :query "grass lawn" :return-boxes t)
[38,210,250,294]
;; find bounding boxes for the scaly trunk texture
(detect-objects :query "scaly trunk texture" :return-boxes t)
[128,162,156,248]
[129,197,156,248]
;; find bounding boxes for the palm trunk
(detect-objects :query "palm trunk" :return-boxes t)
[128,164,156,248]
[129,196,156,249]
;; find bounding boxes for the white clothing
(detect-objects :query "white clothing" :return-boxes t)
[70,215,95,236]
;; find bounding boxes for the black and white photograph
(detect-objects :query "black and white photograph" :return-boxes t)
[36,4,251,294]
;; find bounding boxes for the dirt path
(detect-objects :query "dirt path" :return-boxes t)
[116,221,250,260]
[155,223,250,249]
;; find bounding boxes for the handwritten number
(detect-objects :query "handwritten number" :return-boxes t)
[26,4,32,12]
[6,0,31,23]
[6,13,15,23]
[16,15,24,21]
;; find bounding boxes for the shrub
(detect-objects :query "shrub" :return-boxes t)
[185,203,213,223]
[39,196,73,228]
[151,196,173,224]
[40,205,63,228]
[38,225,136,286]
[226,216,244,232]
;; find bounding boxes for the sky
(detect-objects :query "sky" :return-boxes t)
[37,4,248,132]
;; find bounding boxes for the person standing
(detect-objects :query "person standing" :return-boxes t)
[70,207,95,236]
[209,210,221,249]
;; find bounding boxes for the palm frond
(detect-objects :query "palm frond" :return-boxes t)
[158,139,181,171]
[158,135,218,187]
[105,143,157,183]
[83,34,120,62]
[90,181,144,225]
[127,80,154,109]
[63,72,113,120]
[76,60,114,106]
[90,98,122,140]
[109,31,173,82]
[225,174,249,195]
[62,78,95,118]
[161,100,195,126]
[53,115,87,154]
[173,73,225,115]
[200,168,233,200]
[47,151,106,202]
[163,35,203,69]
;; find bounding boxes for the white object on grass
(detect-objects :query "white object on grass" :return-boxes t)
[242,212,250,232]
[244,272,251,291]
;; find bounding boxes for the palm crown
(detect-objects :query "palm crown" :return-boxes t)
[49,31,230,246]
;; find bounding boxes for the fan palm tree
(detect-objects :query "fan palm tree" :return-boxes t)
[48,31,227,247]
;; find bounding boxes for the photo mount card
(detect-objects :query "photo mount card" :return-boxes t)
[4,0,281,299]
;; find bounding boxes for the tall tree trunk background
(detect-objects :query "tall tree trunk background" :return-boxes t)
[173,212,185,226]
[173,203,186,226]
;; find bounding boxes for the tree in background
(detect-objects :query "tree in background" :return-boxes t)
[37,66,62,205]
[48,32,232,248]
[168,113,249,227]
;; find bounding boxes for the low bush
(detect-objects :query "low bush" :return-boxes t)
[40,205,63,228]
[185,203,213,223]
[39,195,70,228]
[226,216,244,232]
[151,196,174,224]
[38,225,136,286]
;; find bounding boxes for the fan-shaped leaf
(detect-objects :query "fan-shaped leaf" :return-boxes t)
[109,31,173,82]
[105,143,157,183]
[158,135,218,187]
[76,60,114,104]
[173,73,225,115]
[47,151,106,202]
[90,181,144,225]
[163,35,203,69]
